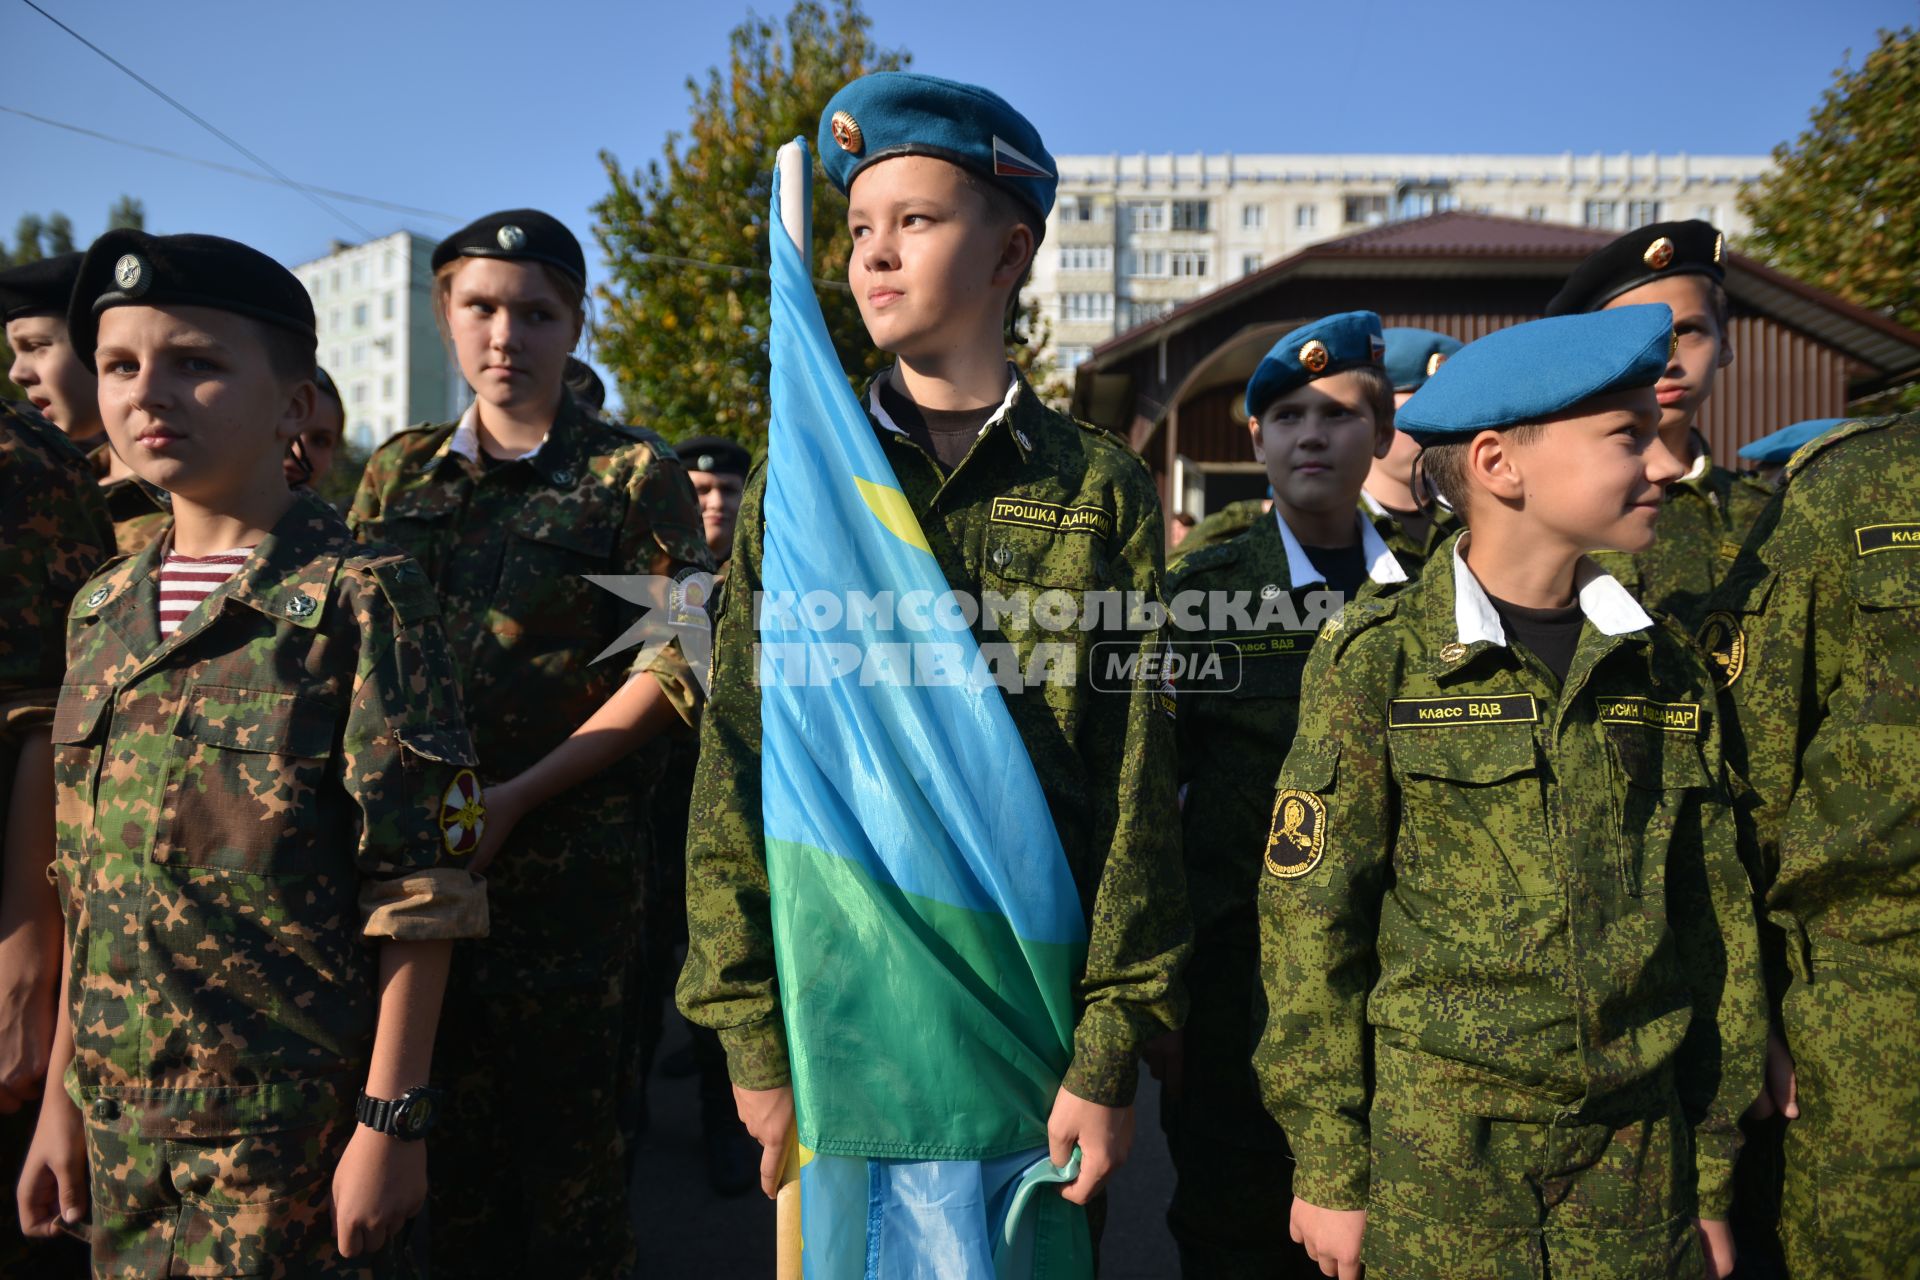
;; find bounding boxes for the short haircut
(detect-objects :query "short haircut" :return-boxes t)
[1256,363,1397,433]
[258,324,318,387]
[1418,422,1548,519]
[957,169,1041,325]
[1706,279,1731,337]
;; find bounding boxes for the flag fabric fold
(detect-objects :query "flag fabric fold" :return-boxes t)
[760,137,1092,1279]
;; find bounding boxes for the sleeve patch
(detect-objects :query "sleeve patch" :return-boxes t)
[440,769,486,857]
[1697,611,1746,689]
[1265,788,1327,879]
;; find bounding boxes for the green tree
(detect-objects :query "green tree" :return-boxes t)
[108,196,145,232]
[593,0,1063,449]
[1739,27,1920,406]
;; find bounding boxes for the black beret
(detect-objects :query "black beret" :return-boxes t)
[0,252,83,322]
[1545,219,1726,316]
[314,365,342,407]
[431,209,584,286]
[67,230,315,366]
[677,434,751,477]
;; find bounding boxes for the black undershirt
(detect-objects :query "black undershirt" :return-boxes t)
[1485,591,1587,684]
[1300,543,1369,600]
[878,378,996,473]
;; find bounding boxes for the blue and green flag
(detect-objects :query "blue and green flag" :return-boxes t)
[761,137,1093,1278]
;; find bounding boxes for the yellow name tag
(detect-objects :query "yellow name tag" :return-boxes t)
[989,497,1113,538]
[1595,697,1701,734]
[1387,694,1538,728]
[1216,631,1317,659]
[1855,523,1920,555]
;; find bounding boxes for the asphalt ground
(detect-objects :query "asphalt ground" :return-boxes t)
[628,1015,1181,1278]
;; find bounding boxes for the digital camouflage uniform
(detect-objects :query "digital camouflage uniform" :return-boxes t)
[1257,534,1766,1278]
[85,443,170,558]
[348,394,712,1277]
[1361,489,1460,566]
[1595,438,1772,632]
[678,370,1191,1117]
[1707,412,1920,1278]
[49,491,488,1279]
[1,401,113,1280]
[1160,510,1416,1279]
[1179,497,1266,556]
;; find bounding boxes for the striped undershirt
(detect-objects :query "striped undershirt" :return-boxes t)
[157,547,253,637]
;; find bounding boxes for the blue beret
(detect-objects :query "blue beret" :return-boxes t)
[1737,418,1849,466]
[1382,327,1463,392]
[1245,311,1385,420]
[1396,304,1674,443]
[818,72,1056,224]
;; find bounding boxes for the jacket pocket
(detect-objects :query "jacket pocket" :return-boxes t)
[161,686,338,875]
[1389,723,1556,896]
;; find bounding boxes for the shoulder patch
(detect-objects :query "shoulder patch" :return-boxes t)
[1784,416,1887,480]
[1696,610,1746,690]
[352,553,442,626]
[1265,789,1327,878]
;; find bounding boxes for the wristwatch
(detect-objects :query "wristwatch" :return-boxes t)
[354,1087,444,1141]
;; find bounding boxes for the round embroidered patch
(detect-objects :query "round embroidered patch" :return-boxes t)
[1265,789,1327,879]
[440,769,486,857]
[1698,611,1747,689]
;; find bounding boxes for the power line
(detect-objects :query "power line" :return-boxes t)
[0,106,463,222]
[18,0,376,239]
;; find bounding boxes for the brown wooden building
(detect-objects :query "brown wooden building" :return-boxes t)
[1070,211,1920,520]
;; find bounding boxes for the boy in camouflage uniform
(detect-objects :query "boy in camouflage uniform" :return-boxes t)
[1,400,113,1279]
[1259,305,1766,1279]
[679,72,1190,1213]
[1708,411,1920,1278]
[1160,311,1411,1279]
[15,231,487,1278]
[1547,221,1769,628]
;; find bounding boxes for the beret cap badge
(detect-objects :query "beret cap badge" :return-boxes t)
[1712,232,1725,265]
[496,225,527,252]
[112,253,150,297]
[1643,237,1676,271]
[830,111,863,155]
[1426,351,1448,378]
[1299,339,1330,374]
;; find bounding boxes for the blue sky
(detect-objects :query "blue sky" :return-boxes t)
[3,0,1909,362]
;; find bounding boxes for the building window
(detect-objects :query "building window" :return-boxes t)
[1343,194,1389,226]
[1583,200,1621,229]
[1059,196,1102,224]
[1125,249,1167,277]
[1169,251,1209,278]
[1170,200,1210,232]
[352,302,369,328]
[1525,204,1548,221]
[351,261,364,285]
[1119,298,1173,329]
[1295,203,1318,229]
[330,269,341,292]
[1057,245,1112,272]
[1241,204,1265,230]
[1241,254,1263,277]
[382,374,395,398]
[1396,183,1457,220]
[1695,204,1717,224]
[328,308,341,333]
[352,381,368,404]
[383,415,395,434]
[1126,201,1166,232]
[1626,200,1662,228]
[383,292,396,320]
[1062,293,1113,322]
[330,348,343,370]
[1055,344,1094,370]
[352,342,367,367]
[308,274,322,299]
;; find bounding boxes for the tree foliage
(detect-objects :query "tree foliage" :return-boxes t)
[592,0,1061,449]
[1739,27,1920,405]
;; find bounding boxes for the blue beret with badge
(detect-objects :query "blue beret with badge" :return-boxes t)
[66,229,315,367]
[1244,310,1386,420]
[818,72,1057,225]
[1396,304,1674,443]
[1737,418,1849,466]
[1382,327,1463,392]
[431,209,585,286]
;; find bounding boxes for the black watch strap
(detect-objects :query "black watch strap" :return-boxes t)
[355,1087,443,1140]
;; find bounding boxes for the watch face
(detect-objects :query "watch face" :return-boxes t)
[402,1091,437,1136]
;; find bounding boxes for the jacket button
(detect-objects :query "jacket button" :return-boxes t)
[991,546,1011,569]
[91,1097,119,1121]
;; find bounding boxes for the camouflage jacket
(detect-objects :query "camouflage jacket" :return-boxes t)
[1164,509,1416,1145]
[346,395,713,780]
[1708,413,1920,989]
[1361,488,1459,567]
[1256,532,1765,1215]
[87,440,171,557]
[678,370,1191,1108]
[1597,439,1772,630]
[51,493,488,1138]
[1179,497,1267,555]
[1,401,114,721]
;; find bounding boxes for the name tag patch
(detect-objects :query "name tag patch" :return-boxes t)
[1388,694,1539,728]
[1596,697,1701,734]
[1216,631,1316,660]
[1855,523,1920,556]
[989,497,1113,538]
